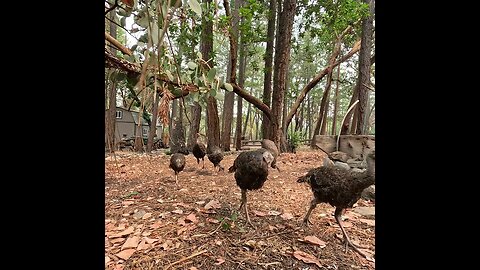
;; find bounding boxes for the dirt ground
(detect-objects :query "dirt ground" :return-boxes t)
[105,146,375,270]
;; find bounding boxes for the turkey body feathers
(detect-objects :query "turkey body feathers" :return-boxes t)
[169,153,186,173]
[299,166,374,209]
[207,145,224,170]
[229,148,273,190]
[192,142,206,164]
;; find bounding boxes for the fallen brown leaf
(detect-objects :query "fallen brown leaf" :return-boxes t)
[171,209,184,214]
[142,213,152,220]
[280,212,294,220]
[292,250,322,268]
[109,226,134,238]
[116,248,136,260]
[150,221,162,229]
[185,213,198,223]
[214,257,226,265]
[204,200,221,210]
[301,236,327,247]
[253,210,267,217]
[206,218,220,224]
[136,239,150,251]
[268,210,281,216]
[358,218,375,226]
[121,236,140,250]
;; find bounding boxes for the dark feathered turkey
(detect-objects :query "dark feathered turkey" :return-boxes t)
[228,148,274,226]
[207,145,224,172]
[169,153,186,186]
[297,151,375,258]
[261,139,280,171]
[192,133,206,169]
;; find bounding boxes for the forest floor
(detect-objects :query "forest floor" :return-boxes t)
[105,146,375,270]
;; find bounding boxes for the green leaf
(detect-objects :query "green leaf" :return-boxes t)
[165,70,174,81]
[210,89,217,97]
[120,17,126,27]
[196,51,203,60]
[192,91,199,102]
[130,44,138,52]
[187,61,198,70]
[151,23,159,44]
[116,72,127,82]
[224,82,233,92]
[137,15,149,28]
[188,0,202,17]
[207,68,216,82]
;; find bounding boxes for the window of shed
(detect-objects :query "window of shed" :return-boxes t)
[116,111,123,119]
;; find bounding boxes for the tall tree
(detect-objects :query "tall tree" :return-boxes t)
[202,0,221,147]
[354,0,374,135]
[146,87,160,153]
[331,64,341,135]
[106,10,118,153]
[261,0,276,140]
[221,0,242,151]
[271,0,296,149]
[235,36,247,150]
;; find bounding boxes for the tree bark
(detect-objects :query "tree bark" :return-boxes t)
[146,89,160,153]
[187,101,202,151]
[105,12,118,153]
[271,0,296,149]
[331,64,341,135]
[262,0,276,140]
[354,0,374,135]
[235,21,247,150]
[221,0,241,151]
[201,0,220,147]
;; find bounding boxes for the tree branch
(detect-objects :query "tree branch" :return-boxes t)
[285,39,361,128]
[105,32,132,56]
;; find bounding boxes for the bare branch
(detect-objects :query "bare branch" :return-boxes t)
[105,32,132,56]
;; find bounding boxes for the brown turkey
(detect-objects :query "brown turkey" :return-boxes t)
[192,133,206,169]
[297,151,375,258]
[207,145,224,172]
[261,139,280,172]
[169,147,189,186]
[228,148,274,227]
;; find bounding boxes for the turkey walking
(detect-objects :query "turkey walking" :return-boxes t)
[261,139,280,172]
[169,147,188,186]
[207,145,224,172]
[228,148,274,226]
[192,133,207,169]
[297,151,375,258]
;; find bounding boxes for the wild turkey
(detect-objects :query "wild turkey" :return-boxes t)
[207,145,224,172]
[192,133,207,169]
[261,139,280,171]
[228,148,274,226]
[169,147,189,186]
[297,151,375,258]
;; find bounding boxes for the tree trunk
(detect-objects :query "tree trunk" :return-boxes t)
[201,0,220,147]
[146,89,160,153]
[221,0,241,151]
[307,92,312,139]
[271,0,296,150]
[187,101,202,151]
[340,87,359,135]
[105,13,118,153]
[242,102,251,138]
[262,0,276,140]
[331,64,341,135]
[354,0,374,135]
[235,28,247,150]
[320,72,333,135]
